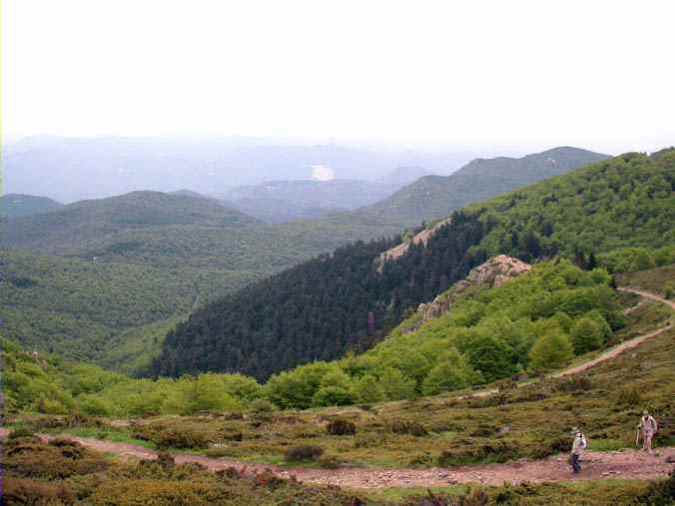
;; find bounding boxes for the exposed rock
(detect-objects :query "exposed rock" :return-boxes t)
[408,255,531,333]
[376,218,452,272]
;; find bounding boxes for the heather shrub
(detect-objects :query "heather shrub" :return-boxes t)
[389,419,428,437]
[326,418,357,436]
[284,445,324,462]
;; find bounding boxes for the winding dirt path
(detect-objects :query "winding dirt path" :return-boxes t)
[1,428,672,488]
[618,287,675,310]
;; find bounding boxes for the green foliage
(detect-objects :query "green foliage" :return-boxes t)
[421,349,478,395]
[157,150,674,381]
[570,317,605,354]
[528,330,575,373]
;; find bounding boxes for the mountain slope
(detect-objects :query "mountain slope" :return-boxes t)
[0,249,261,365]
[153,150,674,380]
[2,191,259,255]
[221,179,400,223]
[0,193,63,219]
[359,147,609,227]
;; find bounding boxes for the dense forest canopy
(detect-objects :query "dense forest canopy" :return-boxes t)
[153,151,675,380]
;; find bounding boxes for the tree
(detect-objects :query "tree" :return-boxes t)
[421,349,479,395]
[528,331,574,373]
[379,368,416,400]
[570,317,605,354]
[351,374,385,403]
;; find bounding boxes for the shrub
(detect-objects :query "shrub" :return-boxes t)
[555,376,593,393]
[318,454,343,469]
[616,386,642,406]
[438,440,519,467]
[2,478,75,505]
[142,427,210,450]
[665,282,675,300]
[389,419,428,437]
[249,398,276,414]
[284,445,324,462]
[8,427,37,440]
[326,419,357,436]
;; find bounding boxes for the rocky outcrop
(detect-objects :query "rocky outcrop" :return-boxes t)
[376,218,452,272]
[410,255,531,332]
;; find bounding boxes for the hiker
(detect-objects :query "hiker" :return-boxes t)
[637,410,658,453]
[570,429,587,474]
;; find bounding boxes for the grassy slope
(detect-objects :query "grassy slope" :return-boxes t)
[617,264,675,297]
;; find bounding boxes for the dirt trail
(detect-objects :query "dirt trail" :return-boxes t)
[618,287,675,310]
[0,428,672,488]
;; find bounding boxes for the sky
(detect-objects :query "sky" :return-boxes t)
[3,1,674,154]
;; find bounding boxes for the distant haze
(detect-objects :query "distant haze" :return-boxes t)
[3,136,492,202]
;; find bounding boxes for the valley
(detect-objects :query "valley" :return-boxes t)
[1,147,674,505]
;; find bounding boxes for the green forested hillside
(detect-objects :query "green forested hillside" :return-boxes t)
[4,260,672,418]
[2,191,260,255]
[0,250,258,366]
[358,147,609,227]
[0,193,63,219]
[154,150,675,380]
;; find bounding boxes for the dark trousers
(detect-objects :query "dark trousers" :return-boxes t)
[571,453,581,473]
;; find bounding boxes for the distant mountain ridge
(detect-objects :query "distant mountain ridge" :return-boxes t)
[4,136,476,202]
[0,193,63,219]
[2,191,259,256]
[358,147,610,227]
[221,179,400,223]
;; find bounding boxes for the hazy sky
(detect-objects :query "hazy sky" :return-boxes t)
[3,1,674,153]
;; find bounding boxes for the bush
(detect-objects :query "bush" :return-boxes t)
[555,376,593,393]
[249,398,276,414]
[318,454,343,469]
[138,426,210,450]
[665,282,675,300]
[8,427,37,440]
[616,386,642,406]
[389,419,428,437]
[2,478,75,505]
[284,445,324,462]
[438,440,519,466]
[326,419,357,436]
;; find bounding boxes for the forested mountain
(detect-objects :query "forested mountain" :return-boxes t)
[0,249,245,365]
[154,150,675,380]
[358,147,609,227]
[0,193,63,219]
[1,191,259,255]
[221,179,400,223]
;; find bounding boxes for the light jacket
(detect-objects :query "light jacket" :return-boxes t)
[571,434,587,455]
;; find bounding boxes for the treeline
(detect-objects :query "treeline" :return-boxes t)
[153,150,675,380]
